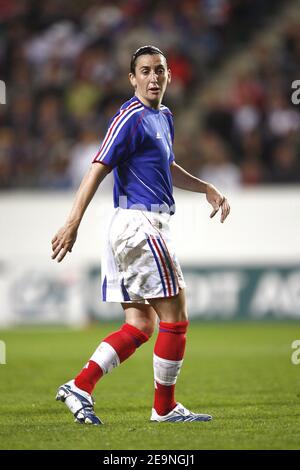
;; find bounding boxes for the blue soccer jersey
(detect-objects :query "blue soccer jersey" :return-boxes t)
[93,96,176,214]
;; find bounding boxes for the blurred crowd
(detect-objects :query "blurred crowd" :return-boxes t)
[188,17,300,191]
[0,0,299,191]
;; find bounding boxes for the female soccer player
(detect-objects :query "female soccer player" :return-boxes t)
[52,45,230,425]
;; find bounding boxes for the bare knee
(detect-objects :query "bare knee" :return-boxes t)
[127,317,155,338]
[174,310,188,323]
[160,310,188,323]
[148,289,188,323]
[123,303,157,338]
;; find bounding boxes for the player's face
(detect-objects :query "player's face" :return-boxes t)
[129,54,171,109]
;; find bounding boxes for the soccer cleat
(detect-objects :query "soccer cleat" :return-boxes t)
[150,402,212,423]
[55,380,103,425]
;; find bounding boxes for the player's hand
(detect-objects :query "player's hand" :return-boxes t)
[206,184,230,223]
[51,225,78,262]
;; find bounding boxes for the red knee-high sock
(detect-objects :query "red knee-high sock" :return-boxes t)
[153,321,188,416]
[75,323,149,394]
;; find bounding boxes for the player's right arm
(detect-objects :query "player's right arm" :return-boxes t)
[51,162,110,263]
[52,100,143,262]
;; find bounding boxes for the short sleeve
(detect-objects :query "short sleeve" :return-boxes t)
[169,149,175,165]
[93,101,144,169]
[162,107,175,164]
[168,113,175,144]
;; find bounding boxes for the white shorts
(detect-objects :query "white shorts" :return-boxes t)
[101,207,186,303]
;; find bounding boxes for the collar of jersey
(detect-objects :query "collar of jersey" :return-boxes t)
[134,96,160,114]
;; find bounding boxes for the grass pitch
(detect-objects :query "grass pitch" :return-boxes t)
[0,322,299,450]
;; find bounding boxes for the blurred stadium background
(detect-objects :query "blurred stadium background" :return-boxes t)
[1,0,300,452]
[1,0,300,326]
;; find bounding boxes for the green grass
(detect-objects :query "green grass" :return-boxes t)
[0,322,300,450]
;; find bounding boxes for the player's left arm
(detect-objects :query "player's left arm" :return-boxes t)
[170,161,230,223]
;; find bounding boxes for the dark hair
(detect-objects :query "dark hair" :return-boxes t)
[130,45,166,74]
